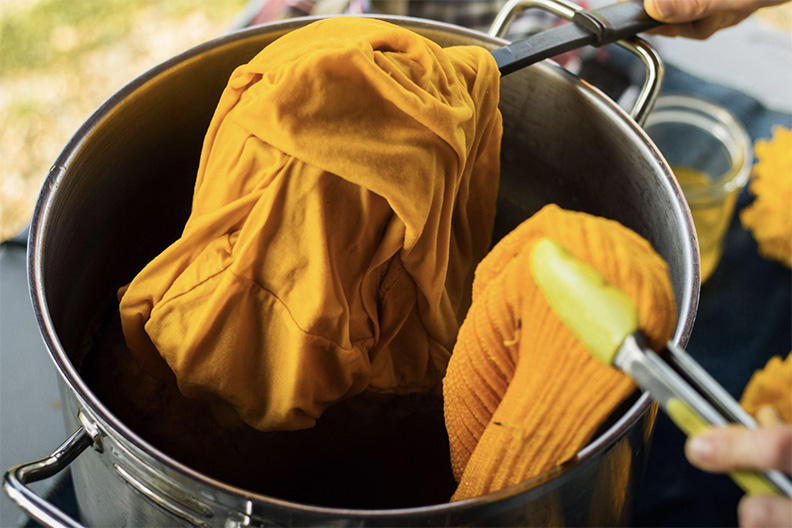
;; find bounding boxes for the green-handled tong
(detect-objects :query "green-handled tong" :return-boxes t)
[529,238,792,498]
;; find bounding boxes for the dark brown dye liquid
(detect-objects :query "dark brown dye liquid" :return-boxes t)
[82,301,457,509]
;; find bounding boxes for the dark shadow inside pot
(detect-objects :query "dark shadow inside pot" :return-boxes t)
[80,297,458,509]
[78,294,642,509]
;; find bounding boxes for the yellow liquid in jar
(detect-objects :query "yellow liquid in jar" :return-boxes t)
[673,166,737,283]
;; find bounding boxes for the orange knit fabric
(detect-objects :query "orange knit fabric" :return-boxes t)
[443,204,677,501]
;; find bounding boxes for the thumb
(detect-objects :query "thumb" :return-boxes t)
[644,0,726,22]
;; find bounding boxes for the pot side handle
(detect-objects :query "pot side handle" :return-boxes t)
[3,427,92,528]
[489,0,664,126]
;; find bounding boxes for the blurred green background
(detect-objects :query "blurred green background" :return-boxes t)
[2,0,791,242]
[0,0,249,241]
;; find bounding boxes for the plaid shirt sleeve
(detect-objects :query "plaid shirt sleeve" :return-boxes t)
[247,0,587,35]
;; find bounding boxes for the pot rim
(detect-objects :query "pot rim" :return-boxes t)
[28,14,699,518]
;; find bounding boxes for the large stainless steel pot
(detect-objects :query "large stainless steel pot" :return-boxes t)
[4,2,700,526]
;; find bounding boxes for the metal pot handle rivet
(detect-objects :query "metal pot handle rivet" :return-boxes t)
[2,427,92,528]
[488,0,664,126]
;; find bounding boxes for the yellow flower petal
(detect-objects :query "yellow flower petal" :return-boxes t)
[740,127,792,268]
[740,352,792,425]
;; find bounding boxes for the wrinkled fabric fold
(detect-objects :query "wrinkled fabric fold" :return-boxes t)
[118,17,502,432]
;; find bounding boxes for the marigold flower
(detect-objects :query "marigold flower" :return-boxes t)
[740,127,792,268]
[740,353,792,425]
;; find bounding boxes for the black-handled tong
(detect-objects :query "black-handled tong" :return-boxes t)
[493,0,661,75]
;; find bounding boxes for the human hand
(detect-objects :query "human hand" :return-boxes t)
[643,0,789,39]
[685,411,792,528]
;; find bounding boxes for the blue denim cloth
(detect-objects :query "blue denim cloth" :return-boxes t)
[632,63,792,528]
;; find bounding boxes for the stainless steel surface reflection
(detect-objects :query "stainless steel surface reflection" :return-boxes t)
[17,14,698,528]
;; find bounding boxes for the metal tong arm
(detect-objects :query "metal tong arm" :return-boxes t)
[665,342,759,428]
[663,342,792,498]
[616,335,729,427]
[617,336,792,498]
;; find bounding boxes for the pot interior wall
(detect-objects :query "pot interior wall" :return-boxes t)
[32,19,695,511]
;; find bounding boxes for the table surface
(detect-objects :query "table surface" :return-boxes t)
[1,12,790,528]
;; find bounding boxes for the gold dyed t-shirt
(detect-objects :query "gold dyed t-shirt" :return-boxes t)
[118,17,502,432]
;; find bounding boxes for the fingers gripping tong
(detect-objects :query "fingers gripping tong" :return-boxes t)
[529,238,792,498]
